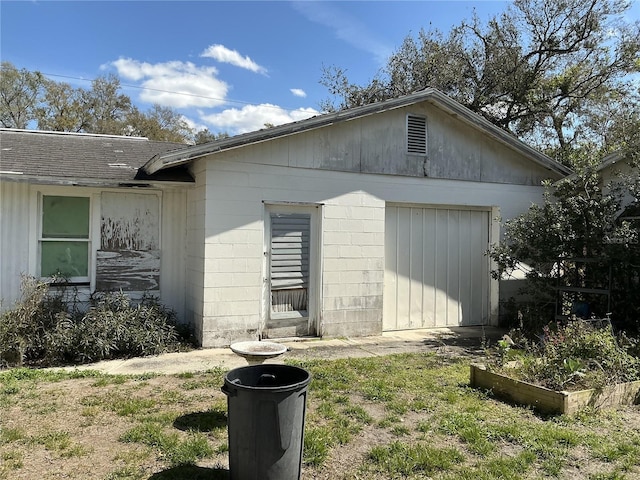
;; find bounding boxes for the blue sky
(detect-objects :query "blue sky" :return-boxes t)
[2,1,637,136]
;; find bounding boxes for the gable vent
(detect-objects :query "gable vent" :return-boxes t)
[407,115,427,155]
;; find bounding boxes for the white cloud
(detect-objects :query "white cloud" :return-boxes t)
[201,44,268,74]
[290,88,307,98]
[292,2,392,65]
[200,104,319,135]
[109,58,229,108]
[182,115,208,135]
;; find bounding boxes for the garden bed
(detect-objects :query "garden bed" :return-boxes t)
[470,363,640,415]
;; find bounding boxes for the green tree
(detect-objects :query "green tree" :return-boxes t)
[83,74,131,135]
[0,62,195,143]
[0,62,45,128]
[193,128,229,145]
[125,104,192,143]
[321,0,640,163]
[35,80,89,132]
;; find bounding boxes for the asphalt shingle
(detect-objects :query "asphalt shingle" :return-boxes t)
[0,129,190,183]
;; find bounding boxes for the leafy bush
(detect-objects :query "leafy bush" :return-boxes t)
[489,158,640,333]
[0,276,191,368]
[489,321,640,391]
[0,276,69,367]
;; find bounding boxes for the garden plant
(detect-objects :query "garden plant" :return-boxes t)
[0,276,192,368]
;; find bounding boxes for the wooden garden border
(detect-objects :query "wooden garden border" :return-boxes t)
[470,364,640,415]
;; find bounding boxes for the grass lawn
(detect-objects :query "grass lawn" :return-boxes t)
[1,353,639,479]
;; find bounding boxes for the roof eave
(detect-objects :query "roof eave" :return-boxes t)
[423,91,572,177]
[142,89,443,175]
[0,173,192,189]
[143,88,572,177]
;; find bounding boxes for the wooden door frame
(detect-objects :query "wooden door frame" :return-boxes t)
[261,202,322,338]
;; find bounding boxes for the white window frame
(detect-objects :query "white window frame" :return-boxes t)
[30,186,100,288]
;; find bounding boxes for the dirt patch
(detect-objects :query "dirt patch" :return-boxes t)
[2,346,639,479]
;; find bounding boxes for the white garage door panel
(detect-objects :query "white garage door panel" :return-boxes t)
[384,205,490,331]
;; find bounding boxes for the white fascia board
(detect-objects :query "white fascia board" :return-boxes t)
[143,88,571,178]
[0,173,190,189]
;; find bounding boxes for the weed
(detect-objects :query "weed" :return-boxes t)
[92,375,128,387]
[0,450,23,470]
[0,427,25,444]
[489,321,640,391]
[104,465,146,480]
[2,352,640,478]
[106,393,157,417]
[303,426,332,466]
[214,443,228,454]
[589,472,628,480]
[120,423,213,467]
[391,424,410,436]
[342,404,373,424]
[438,412,495,456]
[378,414,402,429]
[367,440,464,476]
[453,450,536,479]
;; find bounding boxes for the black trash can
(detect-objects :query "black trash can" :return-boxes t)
[222,364,311,480]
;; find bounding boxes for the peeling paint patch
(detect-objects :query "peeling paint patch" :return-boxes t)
[96,250,160,291]
[101,193,159,250]
[98,192,161,291]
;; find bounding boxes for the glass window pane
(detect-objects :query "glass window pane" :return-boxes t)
[41,241,89,278]
[42,196,90,238]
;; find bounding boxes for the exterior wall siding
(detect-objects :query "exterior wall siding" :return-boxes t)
[195,156,547,347]
[0,180,188,322]
[159,188,188,323]
[0,181,31,309]
[185,159,207,343]
[222,103,556,186]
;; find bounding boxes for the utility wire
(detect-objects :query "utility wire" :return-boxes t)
[38,71,302,112]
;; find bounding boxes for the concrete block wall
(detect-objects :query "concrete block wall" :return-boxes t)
[198,160,266,346]
[196,158,386,347]
[185,161,207,344]
[191,150,549,347]
[320,194,385,338]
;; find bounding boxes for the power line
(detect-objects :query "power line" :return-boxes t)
[38,71,300,112]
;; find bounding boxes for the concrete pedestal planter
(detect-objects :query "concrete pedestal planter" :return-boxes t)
[470,363,640,415]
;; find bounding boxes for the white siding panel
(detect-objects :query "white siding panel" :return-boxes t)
[384,205,490,330]
[0,181,31,309]
[160,188,188,323]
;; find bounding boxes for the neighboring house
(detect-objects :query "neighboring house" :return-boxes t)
[598,150,640,241]
[598,151,638,203]
[0,89,572,347]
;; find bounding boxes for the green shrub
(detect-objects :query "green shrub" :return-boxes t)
[0,276,191,368]
[48,291,184,364]
[0,276,69,367]
[495,321,640,391]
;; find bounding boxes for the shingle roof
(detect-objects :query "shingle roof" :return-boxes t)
[0,129,192,184]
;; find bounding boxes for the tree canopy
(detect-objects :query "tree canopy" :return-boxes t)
[320,0,640,165]
[0,62,194,143]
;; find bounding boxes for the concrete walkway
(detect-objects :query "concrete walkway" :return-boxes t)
[64,326,504,375]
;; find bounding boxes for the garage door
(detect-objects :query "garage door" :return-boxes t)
[384,205,490,330]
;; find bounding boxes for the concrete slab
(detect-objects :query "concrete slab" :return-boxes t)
[59,326,504,375]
